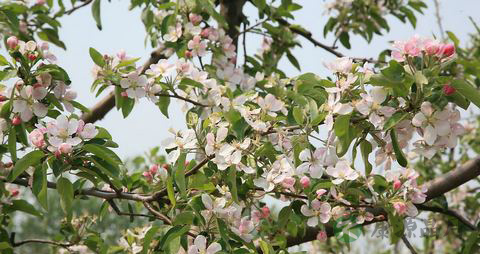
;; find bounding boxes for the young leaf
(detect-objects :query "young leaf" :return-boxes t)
[451,79,480,109]
[390,129,407,167]
[174,153,187,198]
[32,163,48,210]
[360,140,373,175]
[142,226,160,254]
[57,177,74,218]
[8,150,45,181]
[383,112,409,131]
[3,200,41,217]
[92,0,102,30]
[83,144,122,169]
[89,47,105,67]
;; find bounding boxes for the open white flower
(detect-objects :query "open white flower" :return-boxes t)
[301,200,331,226]
[162,129,197,163]
[164,23,182,42]
[46,115,81,152]
[257,94,286,117]
[12,86,48,121]
[187,235,221,254]
[325,57,353,74]
[326,160,359,184]
[412,102,450,146]
[120,71,147,99]
[355,87,395,129]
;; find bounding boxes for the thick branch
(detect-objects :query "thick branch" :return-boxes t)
[81,48,167,123]
[416,204,477,230]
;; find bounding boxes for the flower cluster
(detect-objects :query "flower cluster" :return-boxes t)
[28,115,98,155]
[392,35,455,62]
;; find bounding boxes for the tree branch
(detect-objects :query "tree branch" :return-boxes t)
[401,234,418,254]
[416,204,477,230]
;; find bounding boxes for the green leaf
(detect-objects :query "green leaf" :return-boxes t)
[116,57,141,68]
[334,114,351,137]
[122,97,135,118]
[167,176,176,207]
[173,211,194,225]
[3,200,41,217]
[157,95,170,118]
[8,127,16,162]
[57,177,74,219]
[142,226,159,254]
[180,78,203,88]
[89,47,105,67]
[383,112,409,131]
[447,92,470,110]
[83,144,122,169]
[390,129,407,167]
[339,32,351,49]
[388,212,404,244]
[286,51,301,71]
[451,79,480,109]
[217,218,231,250]
[0,55,9,66]
[92,0,102,30]
[8,150,45,181]
[228,166,238,203]
[277,206,292,229]
[157,225,190,251]
[32,163,48,210]
[174,153,187,198]
[360,140,373,175]
[292,107,304,125]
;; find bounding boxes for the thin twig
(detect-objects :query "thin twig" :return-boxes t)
[64,0,93,15]
[433,0,445,40]
[416,204,477,230]
[401,235,418,254]
[143,201,172,225]
[157,93,208,107]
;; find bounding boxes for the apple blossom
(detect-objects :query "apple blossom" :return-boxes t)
[316,231,328,241]
[231,217,255,242]
[301,200,332,226]
[412,102,451,146]
[146,59,175,78]
[187,235,221,254]
[120,71,148,99]
[300,176,311,188]
[29,129,46,148]
[324,57,353,74]
[12,116,22,126]
[12,86,48,121]
[164,23,182,42]
[443,84,456,95]
[162,129,197,163]
[326,160,359,184]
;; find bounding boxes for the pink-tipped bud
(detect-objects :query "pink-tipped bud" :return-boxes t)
[316,231,327,241]
[10,189,19,197]
[36,0,46,5]
[185,50,193,58]
[200,28,211,38]
[393,202,407,215]
[12,116,22,126]
[0,95,7,102]
[116,49,126,60]
[6,36,18,50]
[300,176,310,188]
[58,143,72,154]
[316,189,327,198]
[439,43,455,58]
[281,177,295,189]
[261,206,270,218]
[162,163,169,170]
[393,179,402,190]
[121,91,128,97]
[28,54,37,61]
[188,13,202,25]
[149,164,159,174]
[143,171,152,181]
[443,84,456,96]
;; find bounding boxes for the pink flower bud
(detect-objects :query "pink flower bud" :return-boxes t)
[281,177,296,189]
[439,43,455,57]
[143,171,152,181]
[6,36,18,50]
[36,0,46,5]
[0,95,7,102]
[29,129,46,148]
[162,163,170,170]
[121,91,128,97]
[393,201,407,215]
[443,84,456,96]
[28,54,37,61]
[424,42,440,55]
[58,143,72,154]
[188,13,202,25]
[200,28,211,38]
[316,231,327,241]
[12,116,22,126]
[300,176,310,188]
[10,189,19,197]
[316,189,327,198]
[150,164,159,174]
[116,50,126,60]
[261,206,270,218]
[184,50,193,58]
[393,179,402,190]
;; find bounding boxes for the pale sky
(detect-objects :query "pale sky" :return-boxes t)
[45,0,480,158]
